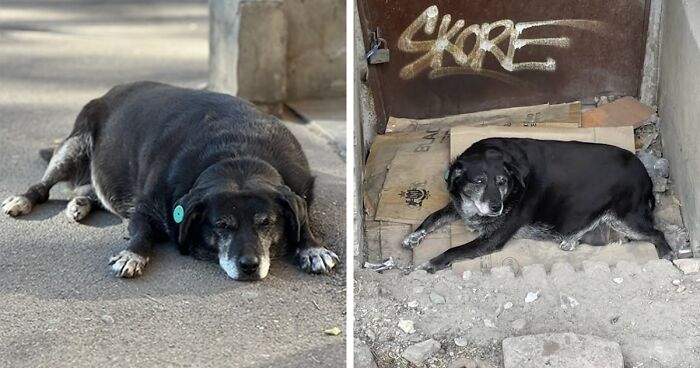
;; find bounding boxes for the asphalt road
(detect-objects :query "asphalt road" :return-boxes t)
[0,1,347,367]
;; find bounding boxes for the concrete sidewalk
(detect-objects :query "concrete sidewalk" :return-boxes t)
[0,1,346,367]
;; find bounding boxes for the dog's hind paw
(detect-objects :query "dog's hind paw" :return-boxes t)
[402,229,427,249]
[109,250,149,278]
[559,239,579,251]
[297,247,340,274]
[66,197,92,222]
[2,195,32,217]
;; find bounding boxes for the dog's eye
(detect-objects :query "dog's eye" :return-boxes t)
[259,217,276,227]
[474,178,485,184]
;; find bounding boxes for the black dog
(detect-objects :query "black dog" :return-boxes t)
[2,81,339,280]
[403,138,673,272]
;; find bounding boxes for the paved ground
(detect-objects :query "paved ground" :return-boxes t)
[356,261,700,368]
[0,1,346,367]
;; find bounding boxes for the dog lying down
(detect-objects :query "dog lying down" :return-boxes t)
[403,137,674,273]
[2,82,339,281]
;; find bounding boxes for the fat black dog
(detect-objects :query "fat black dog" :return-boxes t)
[402,138,673,272]
[2,81,339,280]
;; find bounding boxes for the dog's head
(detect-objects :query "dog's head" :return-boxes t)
[174,183,306,281]
[447,145,528,217]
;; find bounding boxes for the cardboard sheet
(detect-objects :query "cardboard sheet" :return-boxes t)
[374,129,450,225]
[582,97,654,128]
[363,129,449,218]
[386,101,581,133]
[378,221,413,267]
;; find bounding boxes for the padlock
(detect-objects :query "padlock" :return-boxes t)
[368,38,390,65]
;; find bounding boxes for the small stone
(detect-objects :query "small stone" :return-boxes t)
[652,176,668,193]
[613,277,624,284]
[673,259,700,275]
[483,318,495,328]
[654,158,670,177]
[448,357,479,368]
[677,285,687,293]
[503,301,513,310]
[454,336,469,347]
[462,270,473,280]
[407,300,419,308]
[430,292,446,304]
[525,291,540,303]
[398,319,416,334]
[402,339,441,365]
[672,279,681,286]
[511,318,527,331]
[559,294,579,310]
[100,314,114,324]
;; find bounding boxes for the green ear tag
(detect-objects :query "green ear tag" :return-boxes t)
[173,205,184,224]
[444,168,450,181]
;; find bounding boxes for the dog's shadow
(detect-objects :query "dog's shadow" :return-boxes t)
[15,199,122,227]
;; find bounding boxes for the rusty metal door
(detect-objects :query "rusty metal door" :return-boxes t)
[358,0,650,132]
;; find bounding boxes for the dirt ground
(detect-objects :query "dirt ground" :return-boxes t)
[0,1,346,367]
[355,259,700,368]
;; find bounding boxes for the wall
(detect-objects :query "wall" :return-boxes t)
[285,0,346,100]
[209,0,345,102]
[657,0,700,256]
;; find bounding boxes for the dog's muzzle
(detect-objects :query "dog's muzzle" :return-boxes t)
[219,255,270,281]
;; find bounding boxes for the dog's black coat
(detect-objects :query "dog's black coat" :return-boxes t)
[404,138,672,271]
[2,81,338,280]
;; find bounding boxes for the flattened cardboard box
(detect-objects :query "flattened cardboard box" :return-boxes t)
[374,129,450,225]
[364,129,449,218]
[386,101,581,133]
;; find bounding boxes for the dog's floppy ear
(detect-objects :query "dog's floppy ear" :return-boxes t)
[503,152,530,189]
[276,185,307,244]
[175,192,206,255]
[446,161,465,190]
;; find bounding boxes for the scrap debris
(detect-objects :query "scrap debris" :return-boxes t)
[363,257,395,272]
[323,327,342,336]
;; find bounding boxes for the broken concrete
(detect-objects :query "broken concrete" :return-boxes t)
[502,333,623,368]
[355,258,700,367]
[401,339,441,366]
[673,259,700,275]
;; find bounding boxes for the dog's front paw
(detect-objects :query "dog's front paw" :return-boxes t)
[66,197,91,222]
[297,247,340,274]
[402,229,427,249]
[109,250,149,278]
[2,195,32,217]
[559,239,579,251]
[417,260,450,274]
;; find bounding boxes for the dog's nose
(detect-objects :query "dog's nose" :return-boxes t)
[489,203,501,212]
[238,255,260,275]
